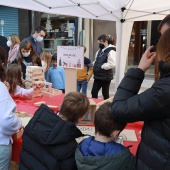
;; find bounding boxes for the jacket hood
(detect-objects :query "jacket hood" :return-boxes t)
[24,104,83,145]
[79,136,125,156]
[75,137,136,170]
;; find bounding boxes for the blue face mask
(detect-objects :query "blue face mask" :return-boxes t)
[22,51,30,57]
[36,35,43,42]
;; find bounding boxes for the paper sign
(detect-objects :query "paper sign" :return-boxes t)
[57,46,84,69]
[77,126,138,143]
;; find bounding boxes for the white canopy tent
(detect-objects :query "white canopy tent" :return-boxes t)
[1,0,170,88]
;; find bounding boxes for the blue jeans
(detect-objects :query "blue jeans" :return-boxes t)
[0,144,12,170]
[77,80,88,95]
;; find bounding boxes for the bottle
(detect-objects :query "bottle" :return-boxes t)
[77,59,81,68]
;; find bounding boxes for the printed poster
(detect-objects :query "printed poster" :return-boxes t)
[76,126,138,144]
[57,46,84,69]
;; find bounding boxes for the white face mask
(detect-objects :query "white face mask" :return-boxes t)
[7,40,12,47]
[22,51,30,57]
[36,35,43,42]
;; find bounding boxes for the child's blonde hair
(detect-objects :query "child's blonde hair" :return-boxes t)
[6,64,23,94]
[9,34,20,47]
[40,51,52,72]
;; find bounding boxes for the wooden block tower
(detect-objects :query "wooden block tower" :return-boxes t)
[25,66,45,98]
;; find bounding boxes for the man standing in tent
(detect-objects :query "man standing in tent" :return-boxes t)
[24,26,46,55]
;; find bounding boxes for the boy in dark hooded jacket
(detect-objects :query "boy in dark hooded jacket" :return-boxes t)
[20,92,90,170]
[75,102,135,170]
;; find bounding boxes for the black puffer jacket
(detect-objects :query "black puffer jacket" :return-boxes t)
[20,104,83,170]
[111,68,170,170]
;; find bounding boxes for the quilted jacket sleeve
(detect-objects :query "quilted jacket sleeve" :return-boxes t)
[111,68,170,122]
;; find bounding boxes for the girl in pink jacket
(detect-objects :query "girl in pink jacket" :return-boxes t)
[7,34,20,65]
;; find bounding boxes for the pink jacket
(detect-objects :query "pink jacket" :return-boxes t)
[8,43,20,64]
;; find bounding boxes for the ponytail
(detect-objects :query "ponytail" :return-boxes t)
[98,34,115,45]
[108,34,115,45]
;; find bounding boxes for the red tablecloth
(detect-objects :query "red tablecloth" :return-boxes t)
[12,94,103,162]
[14,94,103,115]
[124,122,143,155]
[12,94,143,162]
[12,122,143,162]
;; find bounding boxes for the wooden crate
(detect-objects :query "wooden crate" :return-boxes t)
[80,97,114,124]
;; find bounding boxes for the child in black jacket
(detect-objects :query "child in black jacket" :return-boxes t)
[20,92,90,170]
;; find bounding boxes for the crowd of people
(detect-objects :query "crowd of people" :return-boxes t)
[1,14,170,170]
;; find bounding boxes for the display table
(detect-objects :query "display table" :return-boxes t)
[123,122,143,155]
[11,94,143,162]
[11,94,103,162]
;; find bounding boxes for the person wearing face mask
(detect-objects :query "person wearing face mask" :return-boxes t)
[91,34,116,100]
[24,26,46,55]
[17,40,42,79]
[7,34,20,65]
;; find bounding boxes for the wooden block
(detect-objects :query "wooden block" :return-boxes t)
[12,129,24,139]
[89,99,97,105]
[42,89,62,96]
[33,81,46,85]
[52,89,62,95]
[31,93,42,98]
[26,71,43,76]
[27,66,43,69]
[65,68,77,94]
[42,91,52,97]
[25,82,32,89]
[26,66,43,72]
[47,105,59,110]
[34,101,46,106]
[26,74,44,81]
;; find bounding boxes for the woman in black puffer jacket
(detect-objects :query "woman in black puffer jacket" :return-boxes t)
[111,28,170,170]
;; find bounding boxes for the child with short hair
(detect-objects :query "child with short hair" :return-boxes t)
[40,51,52,79]
[46,53,65,93]
[6,64,42,97]
[20,92,90,170]
[75,102,136,170]
[77,45,93,95]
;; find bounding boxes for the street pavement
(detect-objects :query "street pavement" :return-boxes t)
[86,75,154,99]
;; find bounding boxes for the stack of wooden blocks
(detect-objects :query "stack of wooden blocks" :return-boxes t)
[42,82,62,97]
[25,66,45,98]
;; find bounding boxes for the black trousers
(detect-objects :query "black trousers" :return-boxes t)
[91,79,111,100]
